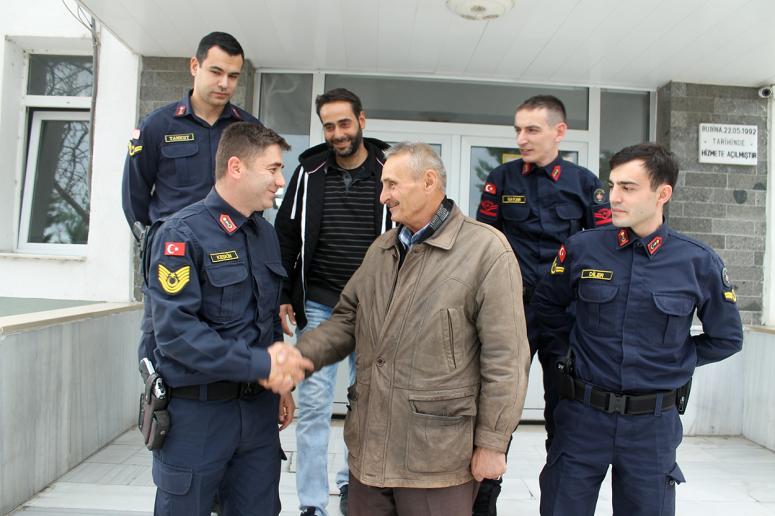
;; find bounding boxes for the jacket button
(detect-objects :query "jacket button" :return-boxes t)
[376,357,385,367]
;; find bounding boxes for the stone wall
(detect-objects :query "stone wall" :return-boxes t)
[657,82,768,325]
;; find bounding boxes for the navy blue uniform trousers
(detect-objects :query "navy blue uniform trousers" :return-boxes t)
[152,390,282,516]
[540,399,685,516]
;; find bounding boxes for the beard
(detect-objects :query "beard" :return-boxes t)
[327,127,363,158]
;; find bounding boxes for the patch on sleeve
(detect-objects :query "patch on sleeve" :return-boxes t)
[478,200,498,218]
[721,267,732,288]
[484,182,497,195]
[558,244,567,264]
[128,142,143,156]
[593,188,607,204]
[593,206,612,226]
[164,242,186,256]
[550,256,565,275]
[131,128,141,140]
[158,264,191,295]
[723,290,737,303]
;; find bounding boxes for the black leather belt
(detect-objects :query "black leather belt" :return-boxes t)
[171,381,263,401]
[559,375,676,416]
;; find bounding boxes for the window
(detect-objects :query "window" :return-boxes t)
[325,75,589,129]
[18,54,93,253]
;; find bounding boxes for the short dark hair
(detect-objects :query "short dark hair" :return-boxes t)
[315,88,363,118]
[609,143,679,190]
[215,123,290,179]
[517,95,567,125]
[196,32,244,64]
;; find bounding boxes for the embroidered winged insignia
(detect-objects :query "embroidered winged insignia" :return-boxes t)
[158,264,191,295]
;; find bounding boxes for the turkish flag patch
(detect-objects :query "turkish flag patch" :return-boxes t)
[164,242,186,256]
[558,244,567,264]
[484,182,497,195]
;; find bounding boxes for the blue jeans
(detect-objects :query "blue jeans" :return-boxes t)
[296,300,355,515]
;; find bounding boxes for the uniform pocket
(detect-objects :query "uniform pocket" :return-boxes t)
[555,203,584,234]
[152,459,193,496]
[202,263,249,322]
[653,294,694,345]
[406,391,476,473]
[258,261,287,321]
[577,283,619,336]
[661,463,685,515]
[161,142,200,186]
[501,202,530,222]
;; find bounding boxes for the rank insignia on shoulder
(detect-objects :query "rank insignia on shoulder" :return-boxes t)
[593,207,612,226]
[219,214,237,234]
[164,133,195,143]
[581,269,613,281]
[209,250,239,263]
[128,142,143,156]
[723,290,737,303]
[484,182,497,195]
[478,200,498,218]
[158,264,191,295]
[502,195,526,204]
[550,257,565,275]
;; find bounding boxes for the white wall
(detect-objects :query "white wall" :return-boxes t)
[0,1,138,301]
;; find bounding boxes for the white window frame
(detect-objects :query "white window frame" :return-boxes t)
[16,51,92,255]
[18,110,91,255]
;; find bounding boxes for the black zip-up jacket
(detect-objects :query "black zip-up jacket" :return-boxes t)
[274,137,393,330]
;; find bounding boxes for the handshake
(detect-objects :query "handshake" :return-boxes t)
[259,342,315,394]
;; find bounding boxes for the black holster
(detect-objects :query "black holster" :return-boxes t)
[137,372,170,450]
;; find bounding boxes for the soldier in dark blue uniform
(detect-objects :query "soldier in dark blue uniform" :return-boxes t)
[142,123,312,516]
[122,31,261,228]
[474,95,610,515]
[532,143,743,516]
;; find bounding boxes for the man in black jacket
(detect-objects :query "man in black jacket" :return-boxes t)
[274,88,392,516]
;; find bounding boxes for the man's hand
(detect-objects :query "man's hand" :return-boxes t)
[278,392,295,431]
[258,342,314,394]
[279,304,296,337]
[471,446,507,482]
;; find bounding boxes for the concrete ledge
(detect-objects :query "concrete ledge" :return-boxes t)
[0,302,142,336]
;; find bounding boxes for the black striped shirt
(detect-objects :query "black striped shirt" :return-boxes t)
[307,164,376,306]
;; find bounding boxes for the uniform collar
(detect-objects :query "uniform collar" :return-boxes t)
[521,155,563,182]
[175,90,240,122]
[204,188,253,236]
[615,223,670,258]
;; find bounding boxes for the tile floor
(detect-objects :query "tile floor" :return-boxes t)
[10,421,775,516]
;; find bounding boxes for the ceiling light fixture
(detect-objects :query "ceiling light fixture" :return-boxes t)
[446,0,515,21]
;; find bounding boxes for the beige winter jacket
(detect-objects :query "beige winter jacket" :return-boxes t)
[296,204,530,488]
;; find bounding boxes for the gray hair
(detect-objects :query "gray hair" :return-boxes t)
[384,142,447,193]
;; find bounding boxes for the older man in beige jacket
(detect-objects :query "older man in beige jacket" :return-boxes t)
[295,142,531,516]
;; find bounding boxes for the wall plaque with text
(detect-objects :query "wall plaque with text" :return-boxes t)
[699,123,757,165]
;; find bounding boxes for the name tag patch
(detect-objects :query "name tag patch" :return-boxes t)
[502,195,526,204]
[164,133,195,143]
[581,269,613,281]
[209,250,239,263]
